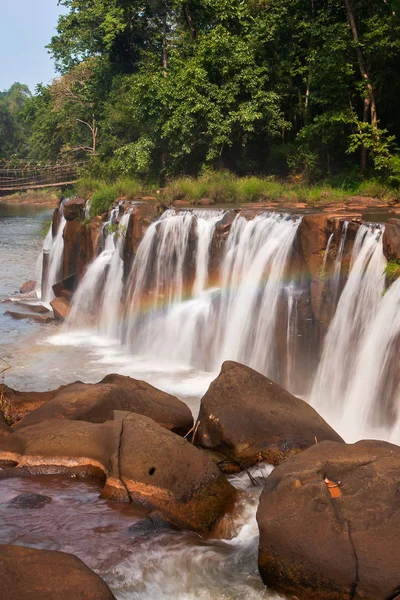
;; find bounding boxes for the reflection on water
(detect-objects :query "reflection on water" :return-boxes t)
[0,467,282,600]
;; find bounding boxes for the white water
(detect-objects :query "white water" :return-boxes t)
[310,224,387,429]
[68,207,120,327]
[214,214,300,378]
[99,210,132,338]
[42,200,67,302]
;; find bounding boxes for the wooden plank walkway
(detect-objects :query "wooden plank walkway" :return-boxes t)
[0,180,78,192]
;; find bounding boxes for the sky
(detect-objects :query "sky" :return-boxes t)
[0,0,68,93]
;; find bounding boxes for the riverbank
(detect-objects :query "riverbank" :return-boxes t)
[0,189,60,206]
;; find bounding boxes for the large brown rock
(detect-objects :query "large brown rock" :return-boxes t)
[50,296,71,321]
[14,373,193,435]
[196,361,343,468]
[63,220,82,280]
[0,544,115,599]
[0,412,235,533]
[118,413,236,531]
[257,439,400,600]
[383,218,400,262]
[63,197,86,221]
[1,385,59,424]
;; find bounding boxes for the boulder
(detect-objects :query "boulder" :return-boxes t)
[19,280,37,294]
[196,197,215,206]
[50,296,71,321]
[196,361,343,468]
[383,218,400,262]
[257,439,400,600]
[117,413,235,532]
[0,412,235,533]
[0,544,115,599]
[14,373,193,436]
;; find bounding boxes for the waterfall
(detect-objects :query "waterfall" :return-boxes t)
[123,211,300,379]
[42,200,67,302]
[67,207,120,326]
[214,213,301,378]
[339,278,400,443]
[99,210,132,338]
[124,209,225,365]
[310,224,386,424]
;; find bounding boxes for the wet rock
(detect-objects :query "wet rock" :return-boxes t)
[52,273,78,298]
[257,439,400,600]
[0,413,236,533]
[19,280,37,294]
[78,216,104,278]
[50,296,71,321]
[383,218,400,262]
[13,302,50,314]
[196,361,343,469]
[4,311,53,324]
[123,202,163,276]
[0,544,116,599]
[114,413,236,532]
[127,512,177,536]
[63,197,86,221]
[6,493,52,509]
[14,373,193,436]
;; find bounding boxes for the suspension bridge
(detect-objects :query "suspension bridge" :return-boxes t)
[0,163,82,192]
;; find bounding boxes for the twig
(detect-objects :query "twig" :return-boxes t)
[191,420,200,444]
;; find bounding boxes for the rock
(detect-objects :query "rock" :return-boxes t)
[50,296,71,321]
[78,216,104,278]
[4,311,53,324]
[6,493,52,509]
[115,413,236,531]
[196,197,215,206]
[383,218,400,262]
[13,302,50,314]
[257,439,400,600]
[196,361,343,468]
[0,544,116,599]
[19,280,36,294]
[63,197,86,221]
[0,413,235,533]
[63,220,82,280]
[127,512,177,536]
[1,385,59,425]
[52,273,78,298]
[14,373,193,436]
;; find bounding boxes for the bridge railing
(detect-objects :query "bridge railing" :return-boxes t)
[0,163,83,191]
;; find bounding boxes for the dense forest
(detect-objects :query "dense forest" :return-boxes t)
[1,0,400,187]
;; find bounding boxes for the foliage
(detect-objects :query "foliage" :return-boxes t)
[1,0,400,186]
[88,178,143,217]
[104,222,127,239]
[385,261,400,285]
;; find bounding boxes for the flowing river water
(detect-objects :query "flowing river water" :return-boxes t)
[1,202,400,598]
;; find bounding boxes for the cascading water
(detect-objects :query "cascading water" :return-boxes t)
[67,207,120,326]
[42,199,67,302]
[123,211,300,381]
[310,224,386,427]
[340,277,400,443]
[331,220,349,304]
[99,210,132,338]
[214,214,301,378]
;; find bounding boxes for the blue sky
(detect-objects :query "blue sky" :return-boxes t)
[0,1,67,93]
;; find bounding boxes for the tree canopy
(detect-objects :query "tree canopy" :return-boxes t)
[1,0,400,183]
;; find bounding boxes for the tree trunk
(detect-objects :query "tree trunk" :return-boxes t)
[184,2,197,40]
[162,8,168,77]
[344,0,378,172]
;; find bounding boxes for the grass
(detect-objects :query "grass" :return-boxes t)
[75,171,400,217]
[385,260,400,285]
[83,178,146,218]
